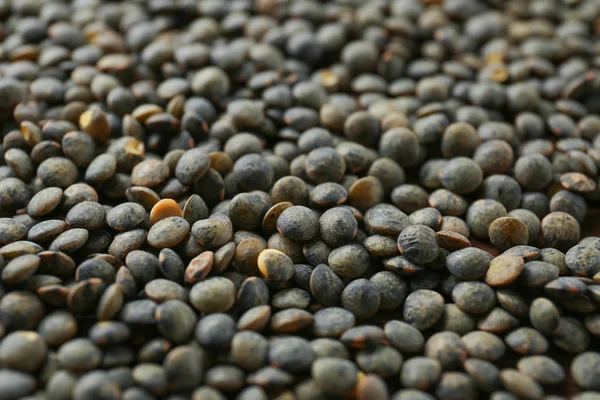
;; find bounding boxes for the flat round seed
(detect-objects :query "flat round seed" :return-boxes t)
[67,278,106,315]
[565,244,600,277]
[545,276,587,299]
[195,313,236,350]
[560,172,597,193]
[228,237,263,275]
[0,218,28,245]
[49,229,89,254]
[310,263,344,306]
[502,245,541,262]
[237,305,272,332]
[384,320,425,354]
[463,358,501,393]
[311,307,355,338]
[311,358,357,396]
[400,357,442,390]
[276,206,319,242]
[147,217,190,248]
[176,196,205,225]
[36,251,75,279]
[271,176,309,206]
[37,158,79,188]
[61,131,95,168]
[521,261,559,287]
[341,279,381,319]
[270,309,314,334]
[65,201,106,230]
[192,217,233,248]
[356,345,403,378]
[424,331,468,370]
[229,192,272,231]
[262,202,292,234]
[310,182,348,207]
[155,300,196,345]
[57,338,102,372]
[0,369,37,400]
[485,255,524,286]
[37,310,78,347]
[514,153,552,191]
[79,107,110,143]
[96,283,124,321]
[106,202,147,231]
[436,230,471,251]
[363,235,399,257]
[311,338,350,360]
[571,352,600,390]
[488,217,529,251]
[320,208,358,247]
[439,157,483,194]
[144,279,187,303]
[505,327,549,355]
[118,298,157,325]
[528,297,560,335]
[175,148,210,184]
[1,254,40,284]
[461,331,506,361]
[125,186,161,212]
[149,199,182,225]
[429,189,469,216]
[392,184,429,214]
[357,374,389,400]
[89,321,131,346]
[124,250,160,287]
[397,225,440,264]
[126,157,166,186]
[447,247,493,281]
[435,372,477,400]
[237,277,270,312]
[499,369,543,400]
[364,204,410,236]
[347,176,384,212]
[109,229,147,261]
[271,288,310,309]
[553,317,591,353]
[403,290,444,331]
[27,187,63,217]
[61,183,99,212]
[231,330,268,372]
[0,331,47,372]
[340,325,385,350]
[85,154,117,183]
[436,299,477,336]
[0,241,44,260]
[370,271,408,310]
[541,211,580,251]
[184,251,213,284]
[452,282,496,315]
[258,249,294,282]
[329,244,369,278]
[517,356,565,385]
[190,277,235,313]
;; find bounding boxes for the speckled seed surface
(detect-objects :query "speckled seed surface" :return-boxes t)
[0,1,598,399]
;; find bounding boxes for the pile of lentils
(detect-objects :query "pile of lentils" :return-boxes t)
[2,0,600,399]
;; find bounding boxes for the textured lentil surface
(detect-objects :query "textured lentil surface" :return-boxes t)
[0,0,599,399]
